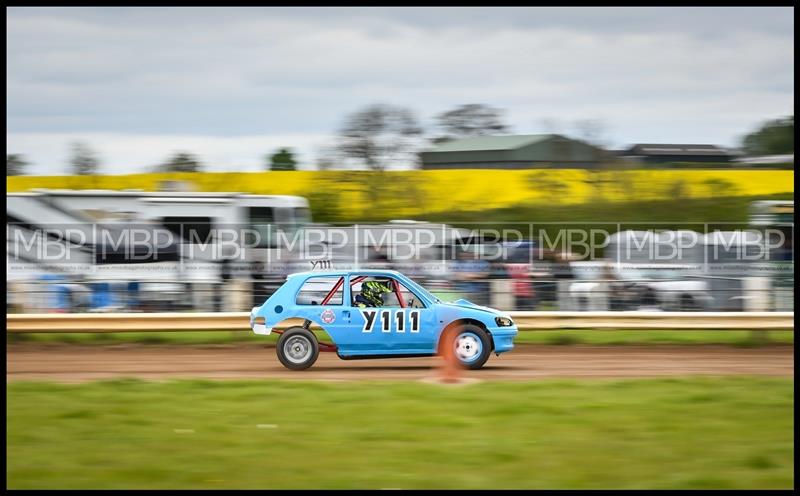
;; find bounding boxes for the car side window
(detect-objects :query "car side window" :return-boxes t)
[351,276,425,309]
[296,276,343,306]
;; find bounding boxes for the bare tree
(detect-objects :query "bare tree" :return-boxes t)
[69,141,100,175]
[572,119,612,167]
[435,104,510,141]
[7,154,29,176]
[338,104,423,171]
[314,144,339,171]
[572,119,609,147]
[157,152,203,172]
[539,117,562,134]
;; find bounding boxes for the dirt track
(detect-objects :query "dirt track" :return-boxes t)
[6,343,794,382]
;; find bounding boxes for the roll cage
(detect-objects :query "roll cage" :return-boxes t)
[319,274,418,308]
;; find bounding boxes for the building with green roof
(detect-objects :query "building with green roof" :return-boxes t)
[419,134,610,169]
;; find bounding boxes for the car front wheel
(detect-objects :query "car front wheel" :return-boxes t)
[276,327,319,370]
[443,324,492,370]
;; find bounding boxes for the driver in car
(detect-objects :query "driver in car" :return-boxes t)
[355,278,394,308]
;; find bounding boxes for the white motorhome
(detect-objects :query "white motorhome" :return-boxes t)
[7,189,311,312]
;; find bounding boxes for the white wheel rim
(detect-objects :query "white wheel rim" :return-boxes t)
[455,333,481,362]
[285,335,312,364]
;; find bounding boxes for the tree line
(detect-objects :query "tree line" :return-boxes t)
[6,105,794,176]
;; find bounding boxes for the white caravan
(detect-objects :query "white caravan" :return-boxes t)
[7,189,311,311]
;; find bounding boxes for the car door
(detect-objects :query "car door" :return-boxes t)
[339,274,438,356]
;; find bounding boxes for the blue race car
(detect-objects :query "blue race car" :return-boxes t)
[250,269,518,370]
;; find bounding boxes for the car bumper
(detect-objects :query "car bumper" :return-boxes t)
[489,325,518,353]
[250,307,272,335]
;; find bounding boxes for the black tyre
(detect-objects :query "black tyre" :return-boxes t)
[276,327,319,370]
[441,324,492,370]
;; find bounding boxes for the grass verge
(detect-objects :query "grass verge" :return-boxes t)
[8,329,794,347]
[7,377,793,489]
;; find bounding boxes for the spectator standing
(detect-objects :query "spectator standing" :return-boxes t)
[552,251,575,310]
[451,249,490,306]
[507,262,535,310]
[215,256,232,312]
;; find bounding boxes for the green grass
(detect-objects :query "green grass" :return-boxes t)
[517,329,793,346]
[7,377,793,489]
[8,329,794,347]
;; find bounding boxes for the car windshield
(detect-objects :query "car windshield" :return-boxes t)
[397,274,440,303]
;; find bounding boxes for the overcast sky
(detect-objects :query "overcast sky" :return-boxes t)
[6,6,794,175]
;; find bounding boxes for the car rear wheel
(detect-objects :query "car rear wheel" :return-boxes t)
[276,327,319,370]
[443,324,492,370]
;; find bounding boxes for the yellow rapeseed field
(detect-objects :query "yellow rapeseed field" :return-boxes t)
[7,169,793,216]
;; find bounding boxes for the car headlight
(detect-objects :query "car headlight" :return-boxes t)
[495,316,513,327]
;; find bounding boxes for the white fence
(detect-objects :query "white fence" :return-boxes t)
[6,311,794,333]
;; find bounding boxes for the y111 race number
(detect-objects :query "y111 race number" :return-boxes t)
[361,309,420,333]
